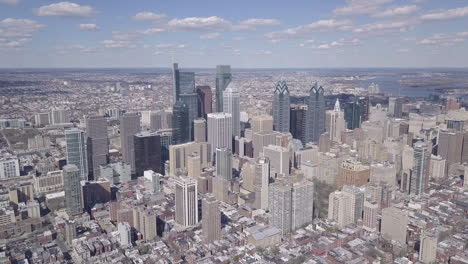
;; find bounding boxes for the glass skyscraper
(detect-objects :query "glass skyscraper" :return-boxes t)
[215,65,232,112]
[273,80,291,133]
[305,83,325,143]
[223,84,240,138]
[172,101,190,145]
[65,128,88,181]
[344,98,363,130]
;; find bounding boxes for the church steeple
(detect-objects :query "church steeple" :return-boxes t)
[334,98,341,111]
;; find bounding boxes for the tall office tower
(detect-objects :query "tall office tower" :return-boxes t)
[65,128,88,181]
[328,186,364,229]
[269,177,314,235]
[429,155,446,179]
[172,63,196,101]
[336,159,370,189]
[175,176,198,227]
[63,164,83,216]
[381,207,408,244]
[438,130,463,168]
[50,109,69,124]
[215,65,232,112]
[223,84,240,138]
[202,194,221,243]
[326,99,346,143]
[318,132,331,153]
[149,111,163,131]
[180,93,198,140]
[251,115,274,133]
[290,104,307,143]
[86,115,109,180]
[120,112,141,174]
[263,145,289,177]
[172,101,190,145]
[254,157,270,209]
[118,222,132,246]
[64,220,77,245]
[358,96,370,121]
[169,142,211,176]
[35,112,50,126]
[273,80,290,133]
[305,83,325,143]
[388,97,403,118]
[410,141,430,196]
[216,148,232,181]
[207,112,232,151]
[157,129,173,164]
[197,85,213,118]
[193,119,206,142]
[187,154,201,179]
[134,132,162,177]
[172,63,180,101]
[419,231,438,263]
[137,209,157,241]
[363,200,378,231]
[0,157,20,179]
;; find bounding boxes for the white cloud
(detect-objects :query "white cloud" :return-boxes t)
[418,32,467,46]
[139,27,165,35]
[353,20,417,33]
[36,2,95,17]
[168,16,231,31]
[255,50,272,55]
[0,18,44,48]
[200,32,220,39]
[56,44,97,54]
[372,5,419,18]
[102,31,142,49]
[317,44,330,49]
[301,38,361,49]
[238,18,280,26]
[333,0,394,16]
[421,6,468,21]
[78,23,98,31]
[0,0,20,5]
[155,43,186,49]
[265,19,353,39]
[132,12,166,22]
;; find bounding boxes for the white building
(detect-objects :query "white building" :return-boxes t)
[207,112,232,152]
[175,176,198,227]
[223,84,240,138]
[0,157,20,179]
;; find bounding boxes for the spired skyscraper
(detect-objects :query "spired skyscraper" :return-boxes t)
[273,80,290,133]
[215,65,232,112]
[326,99,346,144]
[305,83,326,143]
[223,84,240,138]
[65,128,88,181]
[172,101,190,145]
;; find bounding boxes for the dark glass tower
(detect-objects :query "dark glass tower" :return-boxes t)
[197,85,213,119]
[215,65,232,112]
[344,98,363,130]
[172,101,190,145]
[273,80,290,133]
[304,83,325,143]
[290,104,307,144]
[134,131,162,177]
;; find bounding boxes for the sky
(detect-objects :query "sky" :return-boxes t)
[0,0,468,68]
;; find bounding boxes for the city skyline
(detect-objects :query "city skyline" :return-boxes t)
[1,0,468,68]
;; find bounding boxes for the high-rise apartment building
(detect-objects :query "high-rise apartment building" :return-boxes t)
[65,128,88,181]
[86,115,109,179]
[63,164,83,216]
[254,157,270,210]
[363,200,378,231]
[419,231,438,263]
[134,131,162,177]
[169,141,211,176]
[328,186,364,229]
[223,84,240,138]
[50,109,69,125]
[202,194,221,243]
[175,176,198,227]
[305,83,325,143]
[0,157,20,179]
[120,112,141,174]
[410,141,430,196]
[207,112,232,152]
[273,80,290,133]
[215,65,232,112]
[381,207,408,245]
[118,222,132,246]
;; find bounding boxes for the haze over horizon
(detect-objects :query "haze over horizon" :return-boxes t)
[1,0,468,68]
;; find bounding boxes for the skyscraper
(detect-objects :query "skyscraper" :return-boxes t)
[223,84,240,138]
[207,112,232,152]
[216,148,232,181]
[326,99,346,143]
[50,109,69,125]
[202,194,221,243]
[172,63,196,101]
[328,186,364,229]
[254,157,270,210]
[410,141,430,196]
[193,118,206,142]
[273,80,290,133]
[134,131,162,177]
[172,101,190,145]
[180,93,198,141]
[63,164,83,216]
[86,115,109,180]
[381,207,408,244]
[175,176,198,227]
[65,128,88,181]
[251,115,274,133]
[118,222,132,246]
[196,85,213,118]
[305,83,325,143]
[388,97,403,118]
[215,65,232,112]
[419,231,438,263]
[120,112,141,174]
[290,104,307,144]
[344,98,363,130]
[263,145,289,177]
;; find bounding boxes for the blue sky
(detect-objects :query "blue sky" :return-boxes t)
[0,0,468,68]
